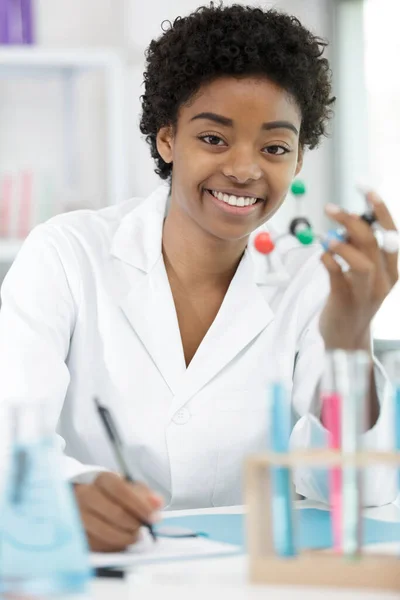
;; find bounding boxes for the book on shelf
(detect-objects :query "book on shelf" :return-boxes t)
[0,169,64,242]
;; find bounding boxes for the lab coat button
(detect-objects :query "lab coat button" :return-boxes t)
[172,408,191,425]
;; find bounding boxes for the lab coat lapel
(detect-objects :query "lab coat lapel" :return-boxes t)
[112,186,275,403]
[168,250,274,415]
[112,185,186,394]
[119,258,186,394]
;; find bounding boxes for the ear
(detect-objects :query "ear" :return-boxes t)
[156,126,174,164]
[294,146,303,176]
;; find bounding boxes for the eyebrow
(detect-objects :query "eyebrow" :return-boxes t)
[190,111,299,136]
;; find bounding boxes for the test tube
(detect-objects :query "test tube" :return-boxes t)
[269,381,296,557]
[322,350,369,557]
[321,353,342,553]
[380,351,400,490]
[340,351,368,557]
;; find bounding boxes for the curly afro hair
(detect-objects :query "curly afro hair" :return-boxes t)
[140,2,335,181]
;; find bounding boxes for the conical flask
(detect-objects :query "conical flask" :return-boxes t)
[0,399,91,597]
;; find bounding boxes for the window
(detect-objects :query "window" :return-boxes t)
[334,0,399,341]
[363,0,400,340]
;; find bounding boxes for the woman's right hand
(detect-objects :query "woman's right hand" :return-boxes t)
[74,472,163,552]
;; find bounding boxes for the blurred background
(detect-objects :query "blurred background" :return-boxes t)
[0,0,397,347]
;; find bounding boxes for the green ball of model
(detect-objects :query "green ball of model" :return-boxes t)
[291,180,306,196]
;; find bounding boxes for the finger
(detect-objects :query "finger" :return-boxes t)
[87,533,125,553]
[365,191,399,281]
[325,204,379,258]
[326,196,398,286]
[366,190,397,230]
[77,484,142,535]
[83,511,140,552]
[87,528,144,553]
[320,251,349,295]
[95,472,162,524]
[149,492,164,509]
[87,534,116,553]
[326,241,376,278]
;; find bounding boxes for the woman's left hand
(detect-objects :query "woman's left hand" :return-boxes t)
[319,190,399,350]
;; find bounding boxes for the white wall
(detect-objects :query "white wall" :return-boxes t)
[34,0,127,48]
[0,0,335,232]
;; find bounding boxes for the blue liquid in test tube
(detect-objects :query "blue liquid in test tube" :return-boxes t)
[270,382,296,557]
[395,386,400,490]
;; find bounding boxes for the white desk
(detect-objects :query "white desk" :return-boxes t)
[90,502,400,600]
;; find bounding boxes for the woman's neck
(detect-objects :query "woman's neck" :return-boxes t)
[162,201,248,290]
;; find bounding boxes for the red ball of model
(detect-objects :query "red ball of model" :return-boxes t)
[254,232,275,254]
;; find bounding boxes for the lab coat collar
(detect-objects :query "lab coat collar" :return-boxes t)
[110,184,169,272]
[111,184,285,284]
[113,185,275,400]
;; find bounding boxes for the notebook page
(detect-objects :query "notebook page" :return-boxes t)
[90,532,240,568]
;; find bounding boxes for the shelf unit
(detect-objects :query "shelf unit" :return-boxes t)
[0,46,123,67]
[0,47,128,262]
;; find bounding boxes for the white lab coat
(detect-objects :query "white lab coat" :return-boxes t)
[0,185,397,509]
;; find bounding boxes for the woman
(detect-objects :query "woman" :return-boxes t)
[0,4,398,552]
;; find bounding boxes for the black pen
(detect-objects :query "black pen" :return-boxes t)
[94,397,157,542]
[94,567,125,579]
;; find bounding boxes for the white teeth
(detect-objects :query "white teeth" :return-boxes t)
[211,190,258,207]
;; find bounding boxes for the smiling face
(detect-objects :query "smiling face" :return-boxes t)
[156,76,303,242]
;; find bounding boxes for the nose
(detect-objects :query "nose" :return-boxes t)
[221,145,262,183]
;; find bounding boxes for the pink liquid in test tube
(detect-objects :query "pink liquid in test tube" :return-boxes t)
[322,392,342,552]
[18,170,32,239]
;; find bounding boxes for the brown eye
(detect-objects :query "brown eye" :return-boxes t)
[199,135,225,146]
[264,145,290,155]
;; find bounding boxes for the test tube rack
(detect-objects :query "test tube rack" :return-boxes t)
[245,449,400,591]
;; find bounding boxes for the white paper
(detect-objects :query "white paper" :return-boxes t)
[90,531,241,568]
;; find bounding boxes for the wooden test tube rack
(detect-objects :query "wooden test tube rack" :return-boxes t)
[245,450,400,591]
